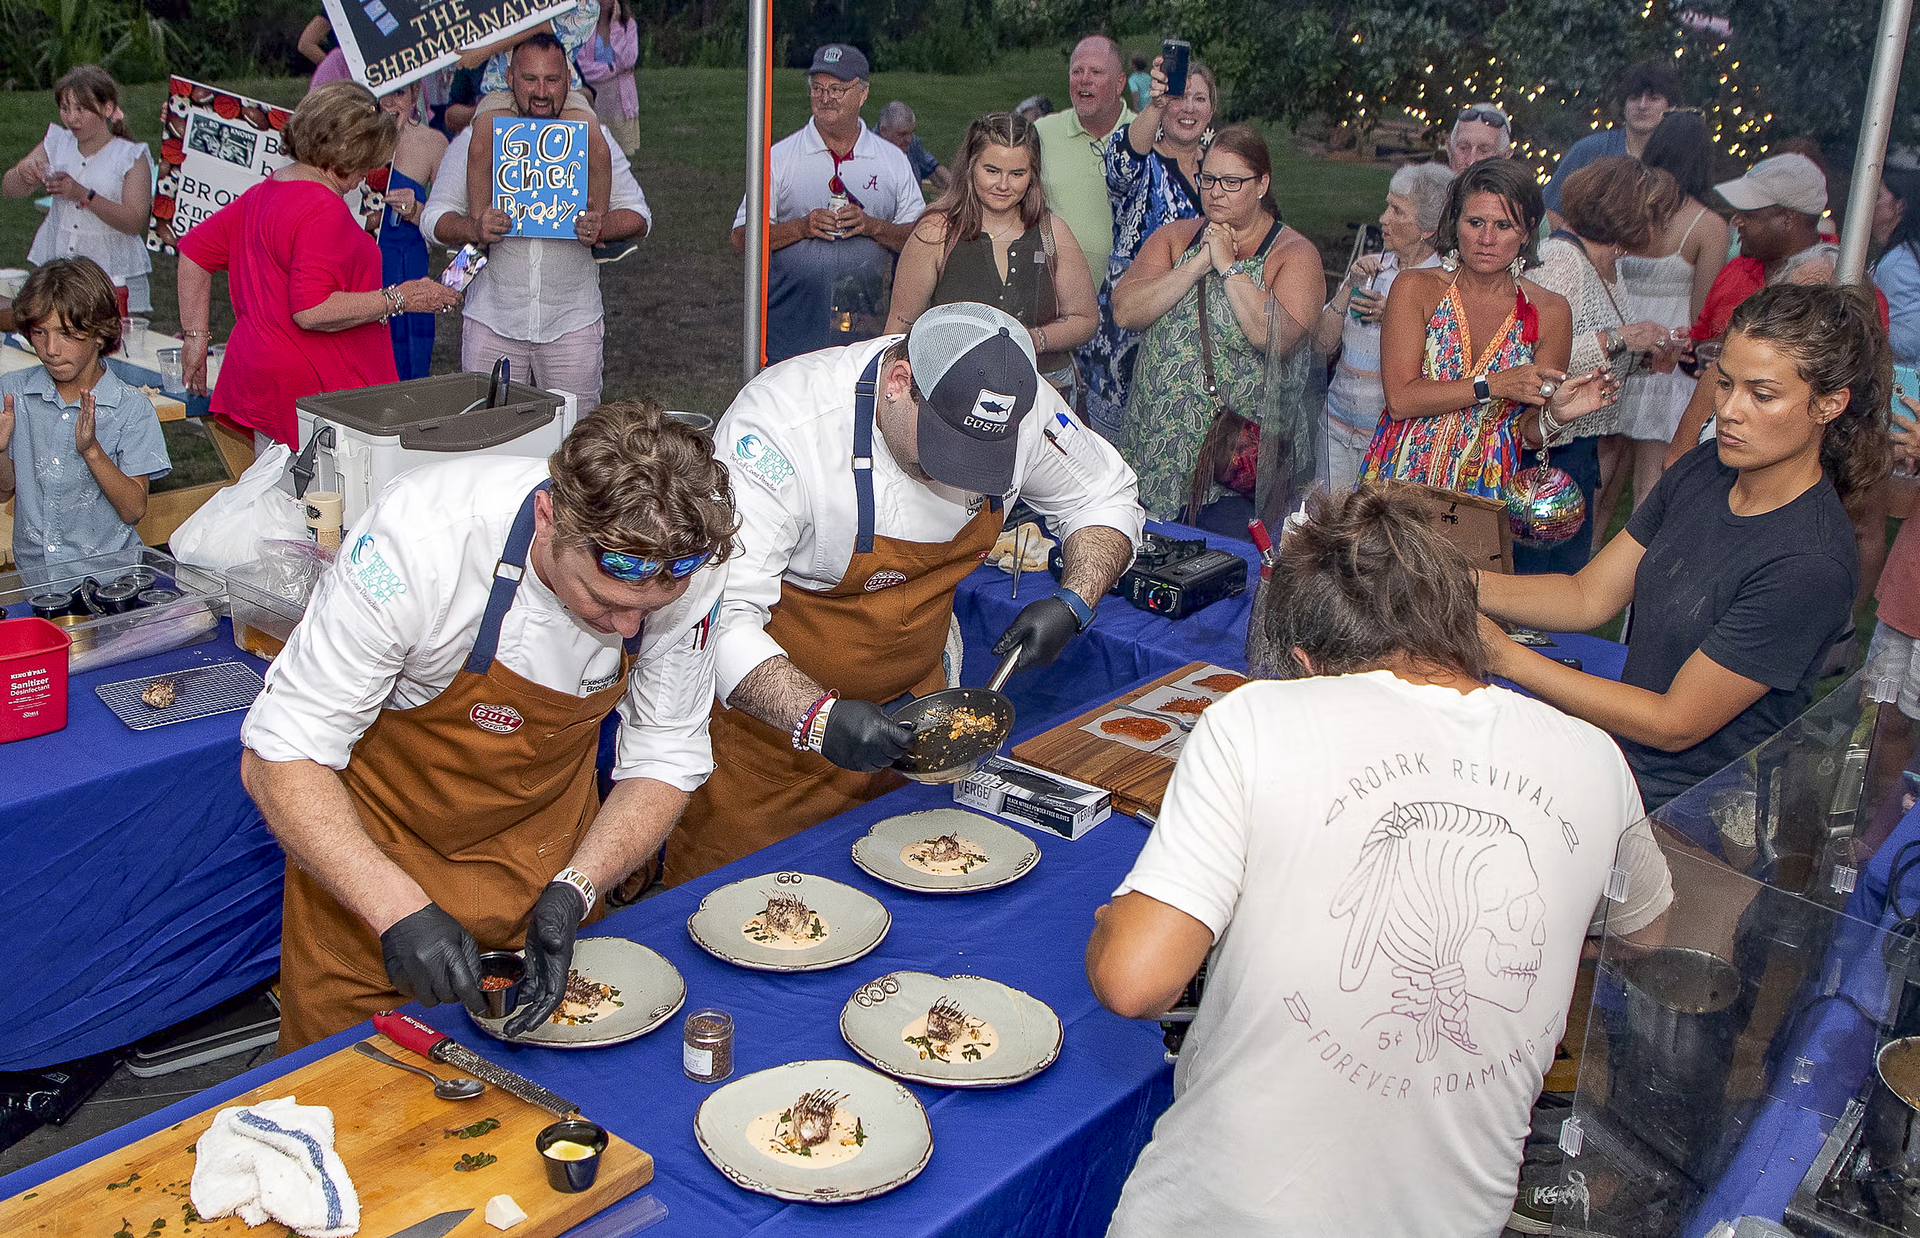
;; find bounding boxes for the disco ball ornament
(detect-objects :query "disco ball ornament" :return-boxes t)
[1507,464,1586,545]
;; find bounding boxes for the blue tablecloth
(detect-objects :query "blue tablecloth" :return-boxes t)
[0,624,279,1070]
[0,695,1176,1237]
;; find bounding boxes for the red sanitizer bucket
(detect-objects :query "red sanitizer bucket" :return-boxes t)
[0,617,71,742]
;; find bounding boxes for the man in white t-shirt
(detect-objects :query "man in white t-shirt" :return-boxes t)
[730,44,925,363]
[1089,487,1671,1238]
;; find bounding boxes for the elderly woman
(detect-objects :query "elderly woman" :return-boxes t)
[1318,162,1454,492]
[885,111,1097,398]
[1081,53,1215,441]
[1522,155,1674,571]
[1360,159,1611,506]
[178,82,459,449]
[1111,126,1324,530]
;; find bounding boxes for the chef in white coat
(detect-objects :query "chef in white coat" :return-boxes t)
[664,302,1144,884]
[240,402,736,1050]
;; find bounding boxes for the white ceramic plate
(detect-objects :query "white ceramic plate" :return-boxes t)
[839,971,1062,1089]
[687,872,891,972]
[467,937,685,1048]
[694,1059,932,1203]
[851,808,1041,895]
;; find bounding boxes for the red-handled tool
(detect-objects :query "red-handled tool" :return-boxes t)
[1246,519,1273,582]
[372,1011,581,1118]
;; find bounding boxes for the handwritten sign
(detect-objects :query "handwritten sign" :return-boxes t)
[493,119,586,238]
[147,78,374,255]
[322,0,577,93]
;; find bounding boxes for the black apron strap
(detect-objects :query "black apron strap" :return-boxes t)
[465,482,546,674]
[853,352,882,555]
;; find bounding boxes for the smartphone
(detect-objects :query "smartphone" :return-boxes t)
[1161,39,1191,98]
[1892,365,1919,425]
[440,243,488,292]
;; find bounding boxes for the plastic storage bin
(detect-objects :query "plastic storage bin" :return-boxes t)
[225,562,310,661]
[0,617,71,742]
[0,548,224,675]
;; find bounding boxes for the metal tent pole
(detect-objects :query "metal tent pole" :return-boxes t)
[1838,0,1914,285]
[743,0,771,380]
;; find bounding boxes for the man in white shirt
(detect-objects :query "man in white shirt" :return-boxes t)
[1034,35,1134,288]
[730,44,925,364]
[1088,486,1671,1237]
[664,302,1144,882]
[240,404,735,1050]
[422,36,652,415]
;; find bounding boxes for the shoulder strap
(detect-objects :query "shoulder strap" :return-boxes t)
[1675,205,1708,249]
[464,481,547,674]
[852,352,882,554]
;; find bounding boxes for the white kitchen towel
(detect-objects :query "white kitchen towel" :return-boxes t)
[190,1096,361,1238]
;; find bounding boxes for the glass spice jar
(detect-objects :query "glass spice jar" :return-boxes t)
[683,1007,734,1083]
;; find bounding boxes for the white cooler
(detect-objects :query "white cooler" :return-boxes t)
[293,372,579,528]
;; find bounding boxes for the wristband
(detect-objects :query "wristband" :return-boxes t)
[551,867,596,916]
[1053,586,1095,632]
[1034,325,1048,353]
[84,188,97,206]
[1473,375,1491,403]
[806,697,836,753]
[792,689,837,752]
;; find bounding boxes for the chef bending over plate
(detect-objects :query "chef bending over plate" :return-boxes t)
[664,302,1144,884]
[240,402,738,1051]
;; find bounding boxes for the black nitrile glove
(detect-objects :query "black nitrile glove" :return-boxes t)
[820,698,913,772]
[994,596,1083,672]
[379,903,485,1016]
[504,882,588,1037]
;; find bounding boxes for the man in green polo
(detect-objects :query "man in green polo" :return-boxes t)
[1034,35,1134,290]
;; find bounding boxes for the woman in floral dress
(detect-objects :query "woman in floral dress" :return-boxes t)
[1081,53,1215,441]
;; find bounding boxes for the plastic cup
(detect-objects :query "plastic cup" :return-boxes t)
[537,1119,607,1192]
[122,316,149,357]
[156,347,183,391]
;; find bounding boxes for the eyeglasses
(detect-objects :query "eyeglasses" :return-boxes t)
[1457,106,1511,131]
[809,80,860,102]
[591,542,716,583]
[1196,173,1254,191]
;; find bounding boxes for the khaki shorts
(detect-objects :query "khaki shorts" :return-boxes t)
[473,88,595,119]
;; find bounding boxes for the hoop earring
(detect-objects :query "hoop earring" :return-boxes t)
[1440,249,1461,273]
[1509,256,1526,279]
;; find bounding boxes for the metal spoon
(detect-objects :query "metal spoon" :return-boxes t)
[354,1041,485,1100]
[1115,702,1195,732]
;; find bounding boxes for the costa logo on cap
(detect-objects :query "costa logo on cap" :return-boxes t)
[864,568,908,592]
[470,702,524,734]
[969,389,1016,427]
[823,46,842,62]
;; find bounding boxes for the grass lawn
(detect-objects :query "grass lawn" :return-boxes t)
[0,45,1394,421]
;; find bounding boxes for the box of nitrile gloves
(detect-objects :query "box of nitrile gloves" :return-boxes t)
[955,756,1111,839]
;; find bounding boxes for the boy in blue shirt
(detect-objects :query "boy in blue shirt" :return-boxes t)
[0,256,169,574]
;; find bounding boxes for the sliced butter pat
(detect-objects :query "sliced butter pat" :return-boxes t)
[485,1194,528,1230]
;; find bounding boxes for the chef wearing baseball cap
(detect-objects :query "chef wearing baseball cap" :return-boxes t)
[667,302,1144,882]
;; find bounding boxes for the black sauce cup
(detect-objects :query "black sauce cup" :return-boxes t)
[477,951,525,1020]
[537,1119,608,1192]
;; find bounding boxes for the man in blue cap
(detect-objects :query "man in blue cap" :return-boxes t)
[731,43,928,362]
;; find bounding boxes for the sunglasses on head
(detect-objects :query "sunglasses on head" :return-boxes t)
[1458,106,1510,130]
[591,542,716,583]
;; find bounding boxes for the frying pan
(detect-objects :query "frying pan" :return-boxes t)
[890,645,1021,784]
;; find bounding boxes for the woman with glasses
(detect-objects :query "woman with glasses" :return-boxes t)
[1080,52,1216,441]
[236,401,740,1051]
[1111,125,1324,530]
[885,112,1097,400]
[1359,160,1612,505]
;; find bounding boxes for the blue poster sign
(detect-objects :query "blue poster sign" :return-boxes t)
[492,118,587,239]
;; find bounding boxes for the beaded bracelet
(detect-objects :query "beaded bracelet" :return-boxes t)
[791,689,837,752]
[381,285,405,320]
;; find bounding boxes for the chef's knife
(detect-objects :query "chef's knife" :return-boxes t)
[373,1011,581,1119]
[381,1209,472,1238]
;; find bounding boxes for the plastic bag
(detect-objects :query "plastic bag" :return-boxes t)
[168,443,306,571]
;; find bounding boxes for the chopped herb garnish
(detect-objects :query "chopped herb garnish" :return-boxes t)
[444,1116,500,1140]
[807,917,826,940]
[852,1118,867,1147]
[114,1220,133,1238]
[962,1044,983,1061]
[453,1151,498,1173]
[794,1144,812,1157]
[21,1192,34,1200]
[108,1172,141,1190]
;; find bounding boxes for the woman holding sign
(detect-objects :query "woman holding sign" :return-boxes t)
[176,82,460,449]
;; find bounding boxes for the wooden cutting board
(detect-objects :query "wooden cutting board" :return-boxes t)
[0,1033,652,1238]
[1012,661,1249,817]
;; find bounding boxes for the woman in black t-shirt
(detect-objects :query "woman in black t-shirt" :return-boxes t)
[1477,283,1892,808]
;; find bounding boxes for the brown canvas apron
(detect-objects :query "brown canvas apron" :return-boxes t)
[277,482,631,1051]
[665,354,1003,885]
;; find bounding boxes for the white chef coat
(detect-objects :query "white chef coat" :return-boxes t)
[730,118,925,231]
[242,456,723,791]
[709,334,1145,702]
[420,125,652,346]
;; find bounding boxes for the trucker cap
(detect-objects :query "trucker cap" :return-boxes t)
[906,303,1040,497]
[809,44,870,81]
[1715,153,1828,216]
